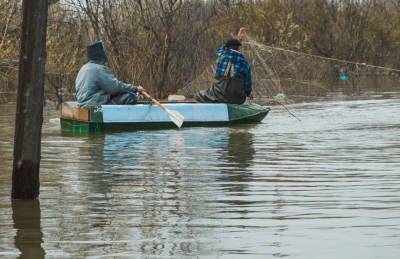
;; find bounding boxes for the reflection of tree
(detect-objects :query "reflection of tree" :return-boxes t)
[12,200,45,259]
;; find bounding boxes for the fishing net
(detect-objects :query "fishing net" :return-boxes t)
[181,34,400,103]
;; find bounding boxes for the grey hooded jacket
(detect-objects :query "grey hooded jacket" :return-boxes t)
[75,61,137,107]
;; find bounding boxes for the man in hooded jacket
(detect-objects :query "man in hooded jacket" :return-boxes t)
[75,41,145,107]
[195,28,252,104]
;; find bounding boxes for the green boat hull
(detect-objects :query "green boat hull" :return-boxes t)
[60,102,270,134]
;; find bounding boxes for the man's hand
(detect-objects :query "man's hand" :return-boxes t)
[136,86,145,94]
[237,27,247,41]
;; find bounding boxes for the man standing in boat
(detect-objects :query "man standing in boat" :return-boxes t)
[195,27,252,104]
[75,41,145,107]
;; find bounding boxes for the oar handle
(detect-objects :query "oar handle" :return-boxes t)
[141,91,166,111]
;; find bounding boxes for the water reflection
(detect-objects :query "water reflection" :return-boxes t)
[101,132,204,256]
[2,92,400,258]
[63,129,258,257]
[225,129,255,169]
[218,129,255,195]
[12,200,45,259]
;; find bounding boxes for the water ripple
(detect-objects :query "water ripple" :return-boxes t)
[1,94,400,258]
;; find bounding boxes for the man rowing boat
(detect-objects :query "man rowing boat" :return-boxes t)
[75,41,145,107]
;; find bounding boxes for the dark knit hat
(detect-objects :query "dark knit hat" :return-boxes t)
[87,41,108,62]
[224,38,242,48]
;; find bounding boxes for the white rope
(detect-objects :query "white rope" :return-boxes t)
[245,38,400,73]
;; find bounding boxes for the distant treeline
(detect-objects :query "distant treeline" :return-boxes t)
[1,0,400,101]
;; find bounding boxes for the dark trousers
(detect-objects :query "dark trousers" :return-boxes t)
[195,77,246,104]
[108,92,137,105]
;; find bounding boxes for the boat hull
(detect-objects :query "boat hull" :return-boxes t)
[60,102,270,133]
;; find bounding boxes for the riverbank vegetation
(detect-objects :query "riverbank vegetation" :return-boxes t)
[1,0,400,103]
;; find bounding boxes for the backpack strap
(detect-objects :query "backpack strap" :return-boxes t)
[224,61,233,78]
[217,54,233,79]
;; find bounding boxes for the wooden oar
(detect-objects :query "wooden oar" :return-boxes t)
[141,91,184,128]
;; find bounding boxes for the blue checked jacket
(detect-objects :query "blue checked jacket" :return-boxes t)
[215,47,252,95]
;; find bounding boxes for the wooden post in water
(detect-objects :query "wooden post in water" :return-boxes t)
[12,0,48,200]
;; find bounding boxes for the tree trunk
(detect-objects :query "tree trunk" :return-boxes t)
[157,32,171,98]
[12,0,48,200]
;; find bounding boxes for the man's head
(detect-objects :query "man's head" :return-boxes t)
[87,41,108,64]
[224,38,242,50]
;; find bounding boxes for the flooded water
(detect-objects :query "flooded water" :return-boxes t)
[1,92,400,258]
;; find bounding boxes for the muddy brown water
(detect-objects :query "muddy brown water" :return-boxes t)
[1,91,400,258]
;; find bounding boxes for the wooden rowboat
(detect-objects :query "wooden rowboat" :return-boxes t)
[60,101,270,133]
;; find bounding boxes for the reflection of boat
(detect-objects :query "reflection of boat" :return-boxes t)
[60,102,270,133]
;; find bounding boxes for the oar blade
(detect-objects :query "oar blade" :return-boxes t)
[166,109,184,128]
